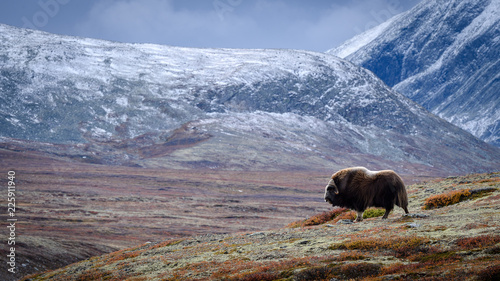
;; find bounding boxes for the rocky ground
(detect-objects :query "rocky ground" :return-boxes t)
[20,171,499,280]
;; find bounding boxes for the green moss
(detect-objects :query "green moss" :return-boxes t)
[418,251,460,263]
[363,208,386,219]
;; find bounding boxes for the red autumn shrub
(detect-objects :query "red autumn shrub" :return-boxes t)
[423,189,471,209]
[456,235,500,250]
[287,207,348,228]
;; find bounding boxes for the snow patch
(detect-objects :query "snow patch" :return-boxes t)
[116,97,128,107]
[326,13,403,58]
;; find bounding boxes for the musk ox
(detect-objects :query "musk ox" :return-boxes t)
[324,167,409,222]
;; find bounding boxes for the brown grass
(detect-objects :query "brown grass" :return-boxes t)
[455,235,500,250]
[103,249,144,265]
[150,239,184,250]
[423,189,471,209]
[293,266,337,281]
[337,250,366,261]
[286,207,348,228]
[340,262,382,279]
[333,211,357,222]
[330,235,431,259]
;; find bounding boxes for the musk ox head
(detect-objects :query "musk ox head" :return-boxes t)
[323,167,409,222]
[324,178,339,205]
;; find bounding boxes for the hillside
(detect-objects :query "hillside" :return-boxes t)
[22,171,500,280]
[328,0,500,147]
[0,23,499,175]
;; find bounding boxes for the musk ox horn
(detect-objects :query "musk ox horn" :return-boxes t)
[325,179,339,194]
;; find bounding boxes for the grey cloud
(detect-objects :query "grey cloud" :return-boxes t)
[2,0,422,52]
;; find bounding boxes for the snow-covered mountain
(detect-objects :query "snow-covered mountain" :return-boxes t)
[0,23,499,175]
[328,0,500,147]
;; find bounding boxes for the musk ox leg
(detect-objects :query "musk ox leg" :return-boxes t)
[382,208,392,219]
[355,211,364,222]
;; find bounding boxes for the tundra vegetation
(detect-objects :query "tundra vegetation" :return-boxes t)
[21,172,499,281]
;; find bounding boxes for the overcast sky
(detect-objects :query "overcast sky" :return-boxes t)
[0,0,422,52]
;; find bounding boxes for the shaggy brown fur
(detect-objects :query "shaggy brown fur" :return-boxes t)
[324,167,409,222]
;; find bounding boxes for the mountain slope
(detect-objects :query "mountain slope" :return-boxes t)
[0,23,499,174]
[328,0,500,147]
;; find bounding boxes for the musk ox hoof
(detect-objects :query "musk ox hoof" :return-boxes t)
[355,211,364,222]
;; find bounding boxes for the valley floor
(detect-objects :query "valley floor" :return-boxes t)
[0,148,334,280]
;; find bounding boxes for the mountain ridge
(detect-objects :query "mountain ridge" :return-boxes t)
[328,0,500,147]
[0,23,499,175]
